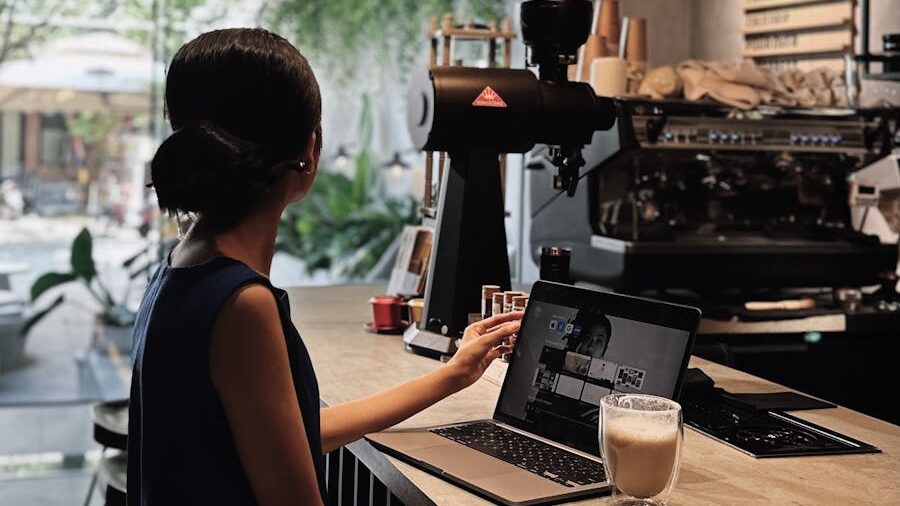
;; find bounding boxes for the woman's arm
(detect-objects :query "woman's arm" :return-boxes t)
[210,284,323,506]
[320,311,522,453]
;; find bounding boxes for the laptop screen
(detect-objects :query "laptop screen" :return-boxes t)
[495,285,696,456]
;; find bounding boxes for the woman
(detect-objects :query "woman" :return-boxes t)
[129,28,521,505]
[563,313,611,358]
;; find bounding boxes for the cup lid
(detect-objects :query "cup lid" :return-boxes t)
[370,294,403,304]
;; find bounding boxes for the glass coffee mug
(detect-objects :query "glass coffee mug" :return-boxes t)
[599,394,683,506]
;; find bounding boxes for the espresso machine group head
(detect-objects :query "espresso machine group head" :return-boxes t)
[403,0,617,358]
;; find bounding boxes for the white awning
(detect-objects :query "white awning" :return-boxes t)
[0,33,162,114]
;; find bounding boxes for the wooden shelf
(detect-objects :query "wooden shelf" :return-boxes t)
[743,29,852,57]
[757,57,846,72]
[432,28,516,40]
[743,1,853,34]
[743,0,837,11]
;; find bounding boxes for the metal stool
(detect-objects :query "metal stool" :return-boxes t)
[85,399,128,506]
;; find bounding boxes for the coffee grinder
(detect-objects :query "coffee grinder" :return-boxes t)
[403,0,617,358]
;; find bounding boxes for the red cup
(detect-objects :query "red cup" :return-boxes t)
[369,295,405,329]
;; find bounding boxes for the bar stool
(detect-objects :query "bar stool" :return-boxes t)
[98,452,127,506]
[85,399,128,506]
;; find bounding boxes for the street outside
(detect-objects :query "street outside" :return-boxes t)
[0,215,147,505]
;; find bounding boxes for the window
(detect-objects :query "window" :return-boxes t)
[40,113,69,169]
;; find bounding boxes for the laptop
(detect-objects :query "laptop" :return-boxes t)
[367,281,701,506]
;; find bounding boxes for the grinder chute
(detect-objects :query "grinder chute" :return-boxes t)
[403,0,617,358]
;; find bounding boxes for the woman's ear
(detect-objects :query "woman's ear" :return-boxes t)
[285,129,320,204]
[304,129,320,175]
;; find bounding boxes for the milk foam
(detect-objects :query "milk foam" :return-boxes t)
[602,417,679,499]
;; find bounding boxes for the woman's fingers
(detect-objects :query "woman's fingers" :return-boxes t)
[486,347,506,362]
[472,311,523,335]
[479,320,520,350]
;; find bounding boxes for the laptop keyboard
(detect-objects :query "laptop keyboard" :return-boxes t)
[430,422,605,488]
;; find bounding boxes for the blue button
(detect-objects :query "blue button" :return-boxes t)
[710,132,718,142]
[831,134,842,144]
[664,132,674,140]
[800,135,809,144]
[731,133,740,142]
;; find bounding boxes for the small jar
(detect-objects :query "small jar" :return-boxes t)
[492,292,506,316]
[481,285,501,319]
[503,291,526,313]
[512,296,529,312]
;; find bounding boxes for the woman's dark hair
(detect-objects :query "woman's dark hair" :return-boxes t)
[150,28,322,233]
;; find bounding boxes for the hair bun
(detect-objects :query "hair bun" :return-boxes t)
[150,121,274,223]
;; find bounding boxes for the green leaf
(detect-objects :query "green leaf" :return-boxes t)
[20,295,65,337]
[71,228,97,282]
[122,247,146,269]
[351,151,373,207]
[31,272,77,302]
[357,94,373,152]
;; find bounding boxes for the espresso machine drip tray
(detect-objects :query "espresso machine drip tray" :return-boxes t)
[683,396,881,458]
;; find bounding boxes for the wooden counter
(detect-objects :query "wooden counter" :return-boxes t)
[287,285,900,506]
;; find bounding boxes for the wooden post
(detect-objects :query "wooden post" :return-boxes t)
[502,17,513,68]
[442,14,452,66]
[424,152,434,210]
[488,20,498,67]
[436,14,454,205]
[428,17,439,68]
[24,113,41,174]
[437,151,446,203]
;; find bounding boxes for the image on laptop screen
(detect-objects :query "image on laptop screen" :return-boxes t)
[496,298,692,456]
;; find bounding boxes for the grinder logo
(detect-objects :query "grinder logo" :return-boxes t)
[472,86,508,108]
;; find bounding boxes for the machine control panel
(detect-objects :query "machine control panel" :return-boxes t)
[632,115,872,154]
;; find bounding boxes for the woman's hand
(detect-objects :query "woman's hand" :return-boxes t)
[445,311,523,389]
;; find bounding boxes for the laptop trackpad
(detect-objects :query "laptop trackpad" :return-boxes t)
[407,444,522,479]
[472,472,569,503]
[369,431,450,452]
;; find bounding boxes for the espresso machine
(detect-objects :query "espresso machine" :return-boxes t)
[529,99,899,307]
[526,99,900,424]
[403,0,616,358]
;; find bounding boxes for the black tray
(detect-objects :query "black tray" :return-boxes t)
[683,396,881,458]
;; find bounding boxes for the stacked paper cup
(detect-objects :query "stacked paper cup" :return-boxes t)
[578,0,626,98]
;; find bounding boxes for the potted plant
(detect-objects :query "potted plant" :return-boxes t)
[23,228,157,356]
[0,290,26,373]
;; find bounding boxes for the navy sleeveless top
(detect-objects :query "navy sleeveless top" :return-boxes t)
[127,256,327,504]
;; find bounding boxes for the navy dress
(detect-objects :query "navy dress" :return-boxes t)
[127,256,327,504]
